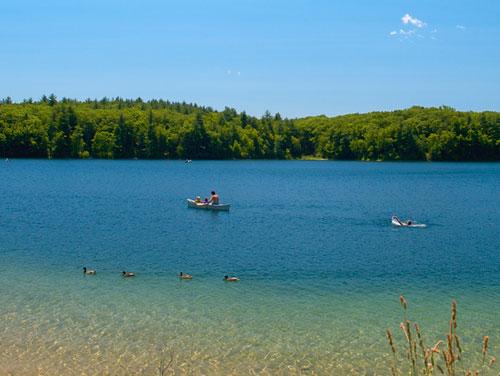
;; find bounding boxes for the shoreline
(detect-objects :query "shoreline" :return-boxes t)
[3,157,499,162]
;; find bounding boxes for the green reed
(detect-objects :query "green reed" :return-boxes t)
[386,296,496,376]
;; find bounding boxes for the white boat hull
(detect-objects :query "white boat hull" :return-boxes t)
[187,199,230,211]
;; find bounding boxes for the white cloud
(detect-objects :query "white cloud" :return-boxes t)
[402,14,426,28]
[456,24,466,31]
[388,13,433,40]
[399,29,415,36]
[388,28,419,40]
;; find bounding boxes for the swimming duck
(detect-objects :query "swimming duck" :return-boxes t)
[179,272,193,280]
[224,275,239,282]
[122,271,135,277]
[83,267,96,275]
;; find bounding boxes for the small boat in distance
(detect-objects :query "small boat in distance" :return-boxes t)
[187,199,230,211]
[392,216,427,228]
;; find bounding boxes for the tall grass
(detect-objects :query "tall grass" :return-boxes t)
[386,296,496,375]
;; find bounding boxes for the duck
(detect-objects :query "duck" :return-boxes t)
[83,267,96,275]
[179,272,193,280]
[122,271,135,277]
[224,275,239,282]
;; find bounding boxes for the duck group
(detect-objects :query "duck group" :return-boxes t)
[83,268,239,282]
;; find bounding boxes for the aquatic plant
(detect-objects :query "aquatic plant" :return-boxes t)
[157,347,175,376]
[386,296,496,375]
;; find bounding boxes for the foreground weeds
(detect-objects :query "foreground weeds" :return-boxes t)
[386,296,496,375]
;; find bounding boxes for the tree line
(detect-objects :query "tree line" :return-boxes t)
[0,96,498,161]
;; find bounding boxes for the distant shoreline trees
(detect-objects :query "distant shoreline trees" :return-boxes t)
[0,96,498,161]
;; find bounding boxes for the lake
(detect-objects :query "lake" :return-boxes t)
[0,160,498,375]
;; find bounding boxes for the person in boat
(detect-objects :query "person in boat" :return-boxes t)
[194,196,201,203]
[406,220,412,225]
[208,191,219,205]
[224,275,239,282]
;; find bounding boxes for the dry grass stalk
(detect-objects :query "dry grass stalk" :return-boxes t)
[436,364,445,374]
[400,296,409,326]
[431,341,443,354]
[397,314,417,373]
[424,349,431,361]
[454,335,462,355]
[387,329,399,376]
[426,362,434,373]
[482,336,489,365]
[488,356,496,368]
[400,295,408,311]
[441,349,452,375]
[385,298,496,376]
[400,322,410,343]
[413,340,418,369]
[405,320,417,372]
[447,333,454,361]
[387,329,397,354]
[415,323,426,356]
[451,301,457,328]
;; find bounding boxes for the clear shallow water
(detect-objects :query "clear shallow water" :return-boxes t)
[0,160,498,375]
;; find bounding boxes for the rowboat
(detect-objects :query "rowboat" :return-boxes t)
[187,199,230,211]
[392,216,426,228]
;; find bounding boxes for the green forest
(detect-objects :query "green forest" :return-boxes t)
[0,95,499,161]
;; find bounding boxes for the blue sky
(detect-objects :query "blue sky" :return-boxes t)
[1,0,499,117]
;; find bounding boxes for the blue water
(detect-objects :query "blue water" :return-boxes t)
[0,160,499,375]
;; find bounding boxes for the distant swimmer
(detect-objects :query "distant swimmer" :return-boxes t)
[122,271,135,277]
[391,215,426,228]
[179,272,193,280]
[224,275,239,282]
[83,267,96,275]
[208,191,219,205]
[392,216,404,226]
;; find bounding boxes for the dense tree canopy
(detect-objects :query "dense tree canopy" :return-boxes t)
[0,96,498,161]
